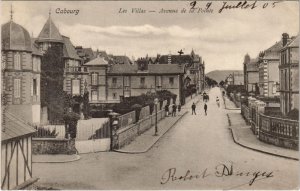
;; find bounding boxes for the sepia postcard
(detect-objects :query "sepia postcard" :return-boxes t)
[1,0,299,190]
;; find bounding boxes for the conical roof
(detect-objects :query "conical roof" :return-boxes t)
[37,17,63,43]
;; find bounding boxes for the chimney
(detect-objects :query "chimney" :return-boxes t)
[168,53,172,64]
[282,33,289,47]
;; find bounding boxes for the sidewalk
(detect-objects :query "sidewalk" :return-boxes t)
[115,94,202,153]
[227,112,299,160]
[33,154,81,163]
[223,95,240,110]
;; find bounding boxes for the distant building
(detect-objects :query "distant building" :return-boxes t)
[258,40,283,97]
[225,72,244,86]
[156,50,205,94]
[279,33,299,115]
[243,55,259,94]
[75,46,96,64]
[73,57,185,105]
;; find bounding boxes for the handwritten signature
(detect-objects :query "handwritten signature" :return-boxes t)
[161,162,274,186]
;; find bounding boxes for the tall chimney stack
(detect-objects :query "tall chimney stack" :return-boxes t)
[282,33,289,47]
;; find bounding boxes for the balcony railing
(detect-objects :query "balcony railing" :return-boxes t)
[260,114,299,140]
[65,67,88,73]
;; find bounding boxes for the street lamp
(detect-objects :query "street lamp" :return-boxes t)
[154,98,159,136]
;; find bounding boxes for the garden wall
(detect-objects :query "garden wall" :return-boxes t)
[116,110,166,149]
[32,138,76,154]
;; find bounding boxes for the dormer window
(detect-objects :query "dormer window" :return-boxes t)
[14,53,21,70]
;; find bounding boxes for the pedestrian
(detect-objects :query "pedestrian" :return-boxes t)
[172,104,177,116]
[216,96,220,108]
[177,104,181,114]
[165,104,169,116]
[191,102,196,115]
[204,103,208,115]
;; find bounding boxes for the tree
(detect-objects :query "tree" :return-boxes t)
[63,110,80,139]
[219,80,225,87]
[205,76,218,87]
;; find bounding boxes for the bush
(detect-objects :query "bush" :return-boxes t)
[33,127,58,138]
[131,104,142,122]
[63,111,80,139]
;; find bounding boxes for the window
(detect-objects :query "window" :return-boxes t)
[2,53,6,69]
[13,79,21,98]
[42,43,48,51]
[113,93,117,99]
[91,73,98,85]
[140,77,145,84]
[33,57,39,71]
[169,77,174,85]
[112,78,117,84]
[14,53,21,70]
[156,76,162,87]
[124,76,130,87]
[72,79,80,95]
[33,79,37,95]
[38,59,41,71]
[91,90,98,101]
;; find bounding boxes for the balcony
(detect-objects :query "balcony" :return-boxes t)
[65,67,88,73]
[89,100,121,104]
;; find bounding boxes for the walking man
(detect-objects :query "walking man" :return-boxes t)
[172,104,177,116]
[177,104,181,114]
[191,102,196,115]
[204,103,208,115]
[165,104,169,116]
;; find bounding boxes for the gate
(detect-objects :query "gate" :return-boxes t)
[75,118,111,153]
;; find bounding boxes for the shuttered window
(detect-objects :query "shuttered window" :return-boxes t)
[156,76,162,87]
[124,76,130,86]
[14,79,21,98]
[33,79,37,95]
[72,79,80,95]
[91,73,98,85]
[14,53,21,70]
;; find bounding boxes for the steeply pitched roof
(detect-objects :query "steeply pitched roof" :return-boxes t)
[31,38,43,56]
[84,56,108,66]
[263,40,283,60]
[2,112,36,142]
[286,35,299,48]
[37,17,63,42]
[110,55,132,65]
[62,36,81,60]
[158,55,193,65]
[83,48,96,59]
[108,64,184,75]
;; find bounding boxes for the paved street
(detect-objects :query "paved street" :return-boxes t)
[34,87,299,190]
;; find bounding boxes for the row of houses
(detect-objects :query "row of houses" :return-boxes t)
[1,13,206,125]
[243,33,299,115]
[1,11,206,189]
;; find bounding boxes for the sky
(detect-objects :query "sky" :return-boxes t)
[1,1,299,73]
